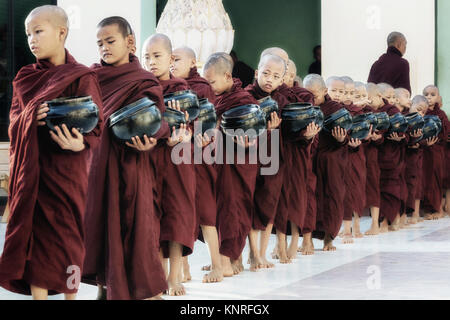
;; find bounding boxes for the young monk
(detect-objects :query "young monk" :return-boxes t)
[203,52,259,276]
[170,46,223,283]
[284,59,297,88]
[0,5,103,300]
[377,83,408,232]
[82,17,168,300]
[142,33,195,296]
[361,83,384,235]
[305,75,349,251]
[395,88,411,114]
[405,95,429,224]
[339,77,365,243]
[422,85,449,219]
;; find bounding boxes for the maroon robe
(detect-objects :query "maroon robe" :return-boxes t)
[156,74,196,258]
[186,68,217,234]
[378,102,407,223]
[244,82,290,230]
[368,46,411,93]
[421,105,449,213]
[82,55,167,300]
[303,135,319,234]
[0,50,103,295]
[215,78,258,260]
[362,106,383,209]
[278,83,315,104]
[343,104,367,219]
[405,144,424,213]
[313,95,348,239]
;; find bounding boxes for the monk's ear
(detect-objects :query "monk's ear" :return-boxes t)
[59,26,69,43]
[225,71,232,81]
[254,69,259,80]
[126,35,136,53]
[191,59,197,69]
[322,88,328,96]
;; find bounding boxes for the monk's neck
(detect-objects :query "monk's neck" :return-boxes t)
[48,48,67,66]
[158,71,171,81]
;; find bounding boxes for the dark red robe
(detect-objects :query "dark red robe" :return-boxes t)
[278,83,315,104]
[215,78,258,260]
[155,74,196,258]
[378,102,407,223]
[313,95,348,240]
[185,68,218,243]
[303,135,319,234]
[421,105,449,213]
[82,55,167,300]
[362,106,383,209]
[368,46,411,93]
[405,143,424,213]
[343,104,367,219]
[244,82,290,231]
[0,50,103,295]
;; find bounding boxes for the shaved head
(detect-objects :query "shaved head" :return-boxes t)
[326,76,344,87]
[412,95,428,106]
[260,47,289,64]
[354,81,366,89]
[304,74,326,90]
[387,32,406,47]
[204,52,233,75]
[143,33,172,54]
[26,5,69,29]
[258,54,286,75]
[395,88,410,98]
[287,59,297,76]
[366,83,380,96]
[173,46,196,60]
[423,85,439,95]
[377,82,394,96]
[340,76,354,85]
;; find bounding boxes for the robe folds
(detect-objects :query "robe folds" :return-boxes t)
[313,95,348,240]
[185,68,217,238]
[343,104,367,220]
[378,102,407,223]
[302,135,319,235]
[215,78,258,260]
[0,50,103,295]
[368,46,411,93]
[405,144,424,213]
[82,54,167,300]
[244,82,290,231]
[362,106,383,209]
[155,74,196,258]
[421,105,449,213]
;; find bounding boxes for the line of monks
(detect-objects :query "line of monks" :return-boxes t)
[0,6,448,300]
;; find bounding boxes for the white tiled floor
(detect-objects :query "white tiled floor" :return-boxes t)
[1,216,450,300]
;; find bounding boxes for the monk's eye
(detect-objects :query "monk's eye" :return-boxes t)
[108,41,115,45]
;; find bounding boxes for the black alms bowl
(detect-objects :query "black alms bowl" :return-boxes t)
[312,106,324,129]
[164,90,200,121]
[349,118,371,140]
[45,96,99,134]
[374,112,390,131]
[424,115,442,134]
[196,98,217,134]
[365,112,378,128]
[163,107,187,129]
[221,104,266,138]
[323,108,353,132]
[405,112,425,132]
[281,103,316,138]
[258,96,279,121]
[388,113,408,134]
[109,97,161,142]
[415,117,439,142]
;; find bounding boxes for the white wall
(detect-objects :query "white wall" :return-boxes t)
[58,0,142,67]
[321,0,435,97]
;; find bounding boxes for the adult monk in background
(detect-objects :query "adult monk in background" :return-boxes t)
[0,5,103,299]
[82,17,167,300]
[142,33,195,296]
[368,32,411,93]
[203,53,259,277]
[171,46,224,284]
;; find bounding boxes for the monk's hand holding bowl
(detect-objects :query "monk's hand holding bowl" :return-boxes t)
[126,135,157,152]
[409,143,420,149]
[235,135,256,148]
[387,132,405,142]
[50,124,85,152]
[364,125,374,141]
[167,123,187,147]
[348,138,361,148]
[36,103,49,126]
[304,122,320,140]
[410,129,423,138]
[426,136,439,146]
[371,131,382,141]
[168,99,190,123]
[267,111,282,130]
[332,126,346,143]
[195,133,212,148]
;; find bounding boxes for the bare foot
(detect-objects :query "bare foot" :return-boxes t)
[342,233,354,244]
[323,234,336,251]
[424,214,434,220]
[380,220,389,233]
[300,242,315,255]
[201,264,211,271]
[432,212,443,220]
[231,258,244,275]
[203,267,224,283]
[277,242,291,264]
[166,280,186,296]
[260,257,275,268]
[365,225,380,236]
[249,254,264,272]
[182,261,191,283]
[408,217,418,224]
[338,231,344,238]
[353,231,364,238]
[287,244,298,260]
[389,223,400,231]
[271,247,279,259]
